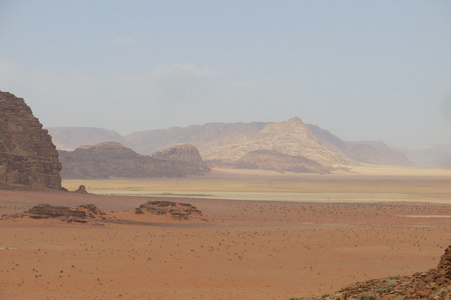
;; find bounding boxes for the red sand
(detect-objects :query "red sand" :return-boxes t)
[1,190,451,300]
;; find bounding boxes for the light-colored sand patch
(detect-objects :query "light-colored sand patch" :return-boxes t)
[398,215,451,218]
[349,165,451,176]
[83,189,451,204]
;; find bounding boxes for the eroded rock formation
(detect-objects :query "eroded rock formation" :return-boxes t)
[135,200,203,220]
[0,91,62,190]
[1,203,112,223]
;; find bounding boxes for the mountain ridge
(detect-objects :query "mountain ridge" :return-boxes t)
[58,142,209,179]
[48,117,414,169]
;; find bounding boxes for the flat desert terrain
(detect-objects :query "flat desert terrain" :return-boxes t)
[1,166,451,299]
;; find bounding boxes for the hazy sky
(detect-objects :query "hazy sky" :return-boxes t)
[1,1,450,147]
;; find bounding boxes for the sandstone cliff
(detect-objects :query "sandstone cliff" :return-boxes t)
[0,91,62,190]
[58,142,209,179]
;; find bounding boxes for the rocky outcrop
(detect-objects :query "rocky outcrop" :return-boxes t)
[58,142,209,179]
[74,185,88,194]
[135,200,203,220]
[151,144,209,175]
[1,203,112,223]
[236,150,331,174]
[0,91,62,190]
[296,245,451,300]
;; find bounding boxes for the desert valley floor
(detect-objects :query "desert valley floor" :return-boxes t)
[1,167,451,300]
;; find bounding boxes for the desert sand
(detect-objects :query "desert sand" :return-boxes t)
[1,166,451,300]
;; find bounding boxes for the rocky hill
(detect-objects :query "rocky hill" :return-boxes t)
[203,117,351,167]
[296,245,451,300]
[58,142,209,179]
[0,91,62,190]
[151,143,209,173]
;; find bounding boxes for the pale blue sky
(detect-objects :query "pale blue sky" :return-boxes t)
[0,1,450,147]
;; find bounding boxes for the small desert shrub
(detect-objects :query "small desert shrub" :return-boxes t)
[376,286,390,294]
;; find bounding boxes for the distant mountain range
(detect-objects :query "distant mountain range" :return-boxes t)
[47,117,426,173]
[58,142,209,179]
[397,145,451,168]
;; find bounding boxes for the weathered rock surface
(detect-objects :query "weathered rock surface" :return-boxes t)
[1,203,112,223]
[296,245,451,300]
[236,150,331,174]
[135,200,203,220]
[58,142,209,179]
[0,91,62,190]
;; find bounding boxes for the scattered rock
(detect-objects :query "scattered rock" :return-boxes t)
[74,185,87,193]
[1,203,113,224]
[135,200,203,220]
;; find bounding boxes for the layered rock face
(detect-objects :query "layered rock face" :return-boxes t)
[0,91,62,190]
[1,203,113,224]
[202,117,351,167]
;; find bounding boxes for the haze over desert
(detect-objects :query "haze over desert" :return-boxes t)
[2,1,451,299]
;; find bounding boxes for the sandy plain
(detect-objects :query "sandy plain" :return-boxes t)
[1,166,451,300]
